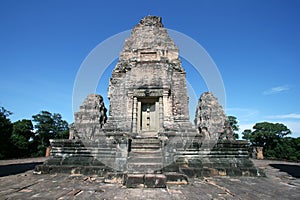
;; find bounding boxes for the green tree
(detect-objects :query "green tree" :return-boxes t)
[52,113,69,139]
[242,122,292,159]
[0,107,13,159]
[228,116,239,139]
[242,129,252,140]
[269,136,300,161]
[11,119,34,158]
[32,111,69,156]
[289,137,300,161]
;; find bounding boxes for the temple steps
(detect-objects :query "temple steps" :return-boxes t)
[131,138,161,144]
[138,131,158,137]
[173,152,249,155]
[130,137,161,152]
[127,137,163,173]
[127,163,163,173]
[131,145,161,150]
[51,148,117,154]
[104,172,189,188]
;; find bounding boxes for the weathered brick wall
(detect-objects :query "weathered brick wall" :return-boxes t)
[194,92,234,140]
[106,16,192,132]
[70,94,107,139]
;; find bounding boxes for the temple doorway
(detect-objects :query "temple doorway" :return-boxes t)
[137,97,159,134]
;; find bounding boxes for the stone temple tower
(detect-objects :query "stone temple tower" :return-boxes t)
[36,16,262,185]
[105,16,192,136]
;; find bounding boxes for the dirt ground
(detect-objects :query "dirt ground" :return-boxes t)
[0,157,299,199]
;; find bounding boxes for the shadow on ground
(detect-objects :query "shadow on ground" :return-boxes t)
[0,162,43,177]
[269,164,300,178]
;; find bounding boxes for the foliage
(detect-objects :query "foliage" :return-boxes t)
[11,119,34,158]
[1,105,299,161]
[0,107,69,159]
[0,107,13,159]
[32,111,69,156]
[241,129,252,141]
[228,116,239,139]
[242,122,300,161]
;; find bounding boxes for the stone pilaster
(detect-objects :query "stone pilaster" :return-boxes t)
[159,96,164,130]
[132,97,137,133]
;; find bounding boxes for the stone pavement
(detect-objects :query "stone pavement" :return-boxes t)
[0,158,299,199]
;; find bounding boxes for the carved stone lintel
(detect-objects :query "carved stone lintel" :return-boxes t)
[132,89,164,97]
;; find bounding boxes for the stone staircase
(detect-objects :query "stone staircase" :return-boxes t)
[124,137,189,188]
[125,137,166,187]
[127,137,163,173]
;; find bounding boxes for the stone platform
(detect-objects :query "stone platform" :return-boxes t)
[41,16,264,186]
[35,136,262,183]
[0,158,299,199]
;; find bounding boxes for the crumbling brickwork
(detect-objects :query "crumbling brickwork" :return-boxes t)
[70,94,107,139]
[106,16,191,133]
[194,92,234,140]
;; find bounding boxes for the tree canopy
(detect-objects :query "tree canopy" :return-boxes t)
[242,122,299,161]
[32,111,69,156]
[0,107,69,159]
[1,106,299,161]
[0,107,13,159]
[11,119,35,157]
[228,116,239,139]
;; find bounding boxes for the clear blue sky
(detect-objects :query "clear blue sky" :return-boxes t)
[1,0,300,137]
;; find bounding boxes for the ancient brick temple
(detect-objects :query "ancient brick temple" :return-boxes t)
[36,16,262,187]
[105,16,192,135]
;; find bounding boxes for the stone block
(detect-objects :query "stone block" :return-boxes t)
[201,168,213,177]
[165,172,188,185]
[179,168,195,178]
[218,169,227,176]
[162,163,179,172]
[188,159,203,168]
[144,174,166,188]
[125,174,145,188]
[104,172,125,184]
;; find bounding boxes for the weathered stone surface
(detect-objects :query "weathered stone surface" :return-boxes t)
[125,174,145,188]
[250,146,264,159]
[37,16,262,180]
[70,94,107,140]
[162,139,263,177]
[1,158,299,199]
[105,15,192,133]
[164,172,188,185]
[124,174,167,188]
[144,174,166,188]
[127,138,163,173]
[194,92,234,140]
